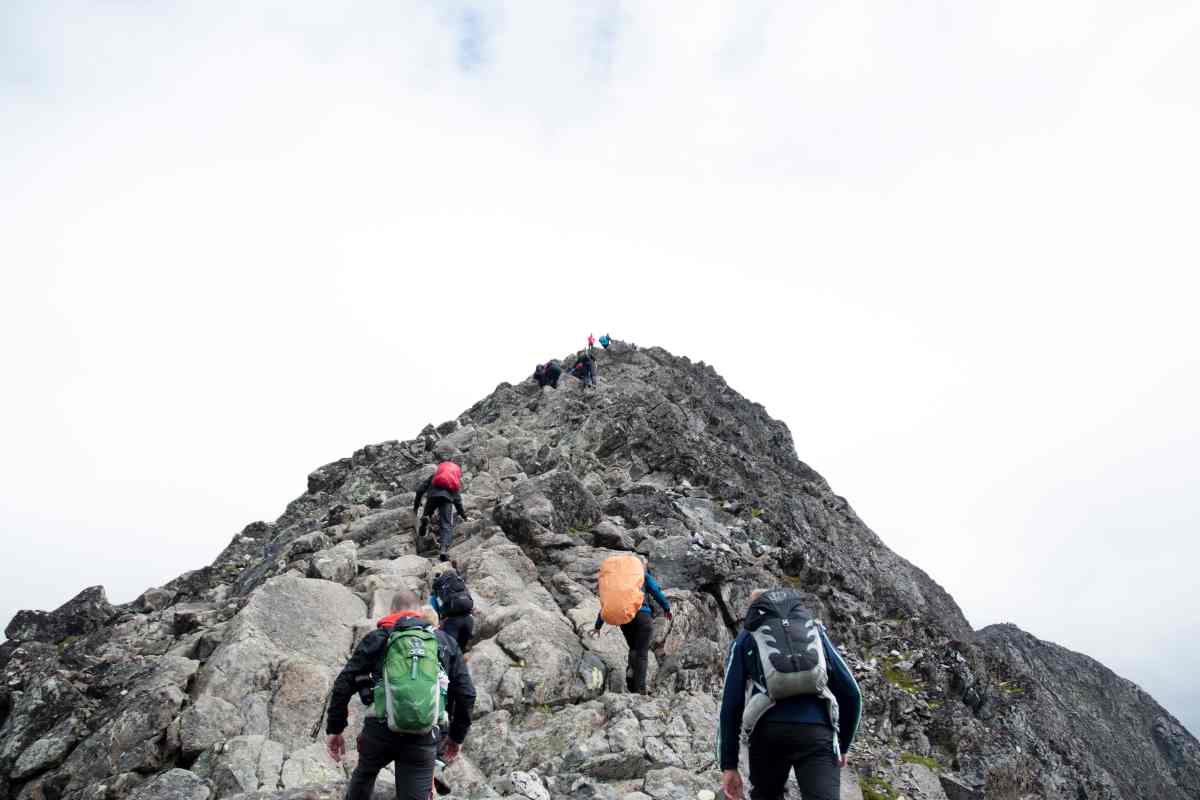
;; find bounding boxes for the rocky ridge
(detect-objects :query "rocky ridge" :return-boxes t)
[2,342,1198,800]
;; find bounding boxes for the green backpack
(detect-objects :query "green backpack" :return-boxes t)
[373,625,444,734]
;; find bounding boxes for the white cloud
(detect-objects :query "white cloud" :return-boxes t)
[1,0,1198,732]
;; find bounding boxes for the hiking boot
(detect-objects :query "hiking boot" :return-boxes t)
[439,553,450,563]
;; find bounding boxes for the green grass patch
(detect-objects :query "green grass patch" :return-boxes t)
[997,680,1025,696]
[861,776,899,800]
[782,575,804,589]
[879,654,923,694]
[749,507,764,518]
[900,752,940,772]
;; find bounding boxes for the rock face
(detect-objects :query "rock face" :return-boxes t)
[1,341,1196,800]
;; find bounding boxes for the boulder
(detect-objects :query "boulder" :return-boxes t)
[128,768,213,800]
[4,586,115,643]
[179,695,245,758]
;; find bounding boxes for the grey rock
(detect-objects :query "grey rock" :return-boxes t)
[937,773,982,800]
[137,587,178,613]
[128,768,213,800]
[179,695,244,758]
[307,541,358,585]
[4,585,115,643]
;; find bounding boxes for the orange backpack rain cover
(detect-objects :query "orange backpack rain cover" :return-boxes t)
[598,554,644,626]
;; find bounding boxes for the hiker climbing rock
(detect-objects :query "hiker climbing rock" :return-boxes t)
[570,351,596,388]
[533,359,562,389]
[591,554,671,694]
[598,333,611,349]
[414,461,468,562]
[717,588,862,800]
[432,563,475,653]
[326,589,476,800]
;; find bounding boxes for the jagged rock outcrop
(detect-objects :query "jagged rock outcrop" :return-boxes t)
[1,342,1195,800]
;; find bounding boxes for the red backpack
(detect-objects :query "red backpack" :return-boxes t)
[431,462,462,492]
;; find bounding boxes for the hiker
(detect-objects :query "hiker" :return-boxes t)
[587,333,596,354]
[599,333,611,349]
[414,461,468,562]
[432,563,475,652]
[534,359,561,389]
[570,352,596,387]
[326,589,476,800]
[717,588,862,800]
[590,555,671,694]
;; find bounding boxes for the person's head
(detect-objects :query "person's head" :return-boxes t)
[421,606,439,627]
[390,589,420,612]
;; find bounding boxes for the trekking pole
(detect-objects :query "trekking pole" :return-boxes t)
[310,685,335,739]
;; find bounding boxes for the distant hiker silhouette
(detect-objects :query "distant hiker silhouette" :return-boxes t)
[570,352,596,388]
[534,359,562,389]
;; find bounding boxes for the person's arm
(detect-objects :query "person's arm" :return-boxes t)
[717,634,749,771]
[431,593,441,615]
[593,612,604,633]
[413,477,431,512]
[644,573,671,615]
[443,639,477,744]
[327,631,384,735]
[821,628,862,757]
[453,492,467,518]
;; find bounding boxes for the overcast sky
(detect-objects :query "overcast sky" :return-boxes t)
[2,1,1197,734]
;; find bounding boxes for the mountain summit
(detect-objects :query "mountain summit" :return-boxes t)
[3,342,1197,799]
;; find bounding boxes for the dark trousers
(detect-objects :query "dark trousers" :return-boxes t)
[421,499,455,557]
[748,722,840,800]
[441,614,474,652]
[620,610,654,693]
[347,719,437,800]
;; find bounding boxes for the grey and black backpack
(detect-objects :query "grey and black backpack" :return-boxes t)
[740,589,840,748]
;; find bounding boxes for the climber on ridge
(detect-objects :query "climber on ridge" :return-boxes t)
[570,351,596,388]
[598,333,611,349]
[414,460,468,562]
[533,358,562,389]
[717,587,861,800]
[432,562,475,653]
[591,554,671,694]
[326,588,476,800]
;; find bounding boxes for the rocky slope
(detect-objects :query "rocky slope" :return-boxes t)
[2,342,1197,800]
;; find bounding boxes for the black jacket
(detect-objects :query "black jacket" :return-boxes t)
[327,613,476,743]
[413,475,466,517]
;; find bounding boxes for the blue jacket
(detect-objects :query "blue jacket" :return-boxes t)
[717,625,861,770]
[594,572,670,630]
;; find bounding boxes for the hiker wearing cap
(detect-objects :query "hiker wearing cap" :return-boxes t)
[717,588,862,800]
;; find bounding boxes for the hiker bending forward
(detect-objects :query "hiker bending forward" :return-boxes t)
[326,589,476,800]
[414,461,468,562]
[591,560,671,694]
[717,588,861,800]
